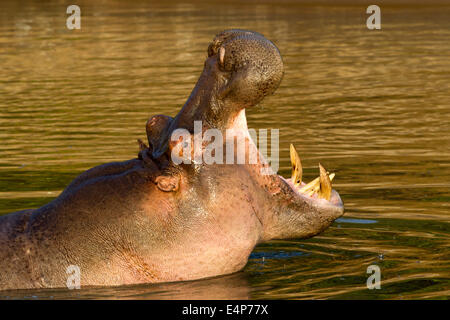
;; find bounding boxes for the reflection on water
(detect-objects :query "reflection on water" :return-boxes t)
[0,0,449,299]
[0,273,252,300]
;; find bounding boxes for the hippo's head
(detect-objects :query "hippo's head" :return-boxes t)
[143,29,344,243]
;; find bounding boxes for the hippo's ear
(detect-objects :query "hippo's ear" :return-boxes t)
[146,115,174,158]
[155,175,180,192]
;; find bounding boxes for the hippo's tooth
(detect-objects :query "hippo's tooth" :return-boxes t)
[308,173,334,197]
[301,173,335,195]
[318,163,332,200]
[290,144,302,186]
[299,176,319,193]
[299,172,335,194]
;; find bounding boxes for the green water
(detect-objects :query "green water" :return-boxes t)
[0,0,449,299]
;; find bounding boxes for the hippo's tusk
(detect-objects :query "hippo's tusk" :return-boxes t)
[318,163,332,200]
[290,144,302,186]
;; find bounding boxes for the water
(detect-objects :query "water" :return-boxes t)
[0,0,449,299]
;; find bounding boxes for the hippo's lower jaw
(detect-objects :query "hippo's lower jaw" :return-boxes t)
[222,108,345,241]
[281,175,344,208]
[277,175,345,237]
[279,142,344,219]
[278,151,345,227]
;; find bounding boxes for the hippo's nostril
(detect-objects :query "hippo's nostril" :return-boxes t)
[208,39,223,57]
[207,44,214,57]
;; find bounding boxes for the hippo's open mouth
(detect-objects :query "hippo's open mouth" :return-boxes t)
[240,119,344,216]
[279,144,344,210]
[279,175,344,212]
[230,107,344,216]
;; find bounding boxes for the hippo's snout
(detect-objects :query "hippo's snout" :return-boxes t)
[207,29,284,108]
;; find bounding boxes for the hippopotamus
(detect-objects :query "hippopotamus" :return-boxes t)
[0,29,344,291]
